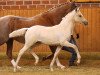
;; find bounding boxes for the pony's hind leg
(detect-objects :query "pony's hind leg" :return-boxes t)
[62,41,81,64]
[50,46,62,71]
[29,49,39,65]
[14,45,30,72]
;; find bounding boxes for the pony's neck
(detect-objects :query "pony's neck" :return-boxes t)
[58,10,76,35]
[59,10,75,27]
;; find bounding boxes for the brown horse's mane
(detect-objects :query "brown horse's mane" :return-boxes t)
[43,2,76,14]
[39,2,77,19]
[2,2,77,22]
[46,2,70,12]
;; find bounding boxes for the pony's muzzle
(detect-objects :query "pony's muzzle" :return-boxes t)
[83,21,88,26]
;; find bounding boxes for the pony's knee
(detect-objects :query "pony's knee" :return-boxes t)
[18,51,23,56]
[72,45,78,51]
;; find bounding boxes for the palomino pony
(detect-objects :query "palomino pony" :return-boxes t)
[9,7,88,72]
[0,2,77,68]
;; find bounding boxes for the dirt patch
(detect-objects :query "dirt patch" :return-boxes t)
[0,60,100,75]
[0,52,100,75]
[0,66,100,75]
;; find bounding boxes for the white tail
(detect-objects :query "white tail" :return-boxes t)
[9,28,28,38]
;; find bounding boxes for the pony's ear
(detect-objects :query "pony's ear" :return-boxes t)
[75,7,80,12]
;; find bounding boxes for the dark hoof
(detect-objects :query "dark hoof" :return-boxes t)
[69,62,77,66]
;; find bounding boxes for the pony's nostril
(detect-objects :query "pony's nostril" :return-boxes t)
[85,22,88,25]
[83,21,88,25]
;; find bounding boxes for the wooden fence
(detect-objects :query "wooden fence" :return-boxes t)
[0,2,99,52]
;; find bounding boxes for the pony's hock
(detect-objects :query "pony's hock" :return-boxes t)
[9,7,88,72]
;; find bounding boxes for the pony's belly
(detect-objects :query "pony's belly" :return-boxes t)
[39,38,60,45]
[42,41,59,45]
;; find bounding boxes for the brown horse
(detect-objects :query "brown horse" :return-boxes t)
[0,2,77,62]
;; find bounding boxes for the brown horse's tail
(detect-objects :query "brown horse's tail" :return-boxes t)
[9,28,28,38]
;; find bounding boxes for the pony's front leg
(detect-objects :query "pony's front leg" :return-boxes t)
[50,46,62,71]
[56,57,65,69]
[62,41,81,64]
[14,46,29,72]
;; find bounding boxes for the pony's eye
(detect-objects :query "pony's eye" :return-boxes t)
[79,15,82,17]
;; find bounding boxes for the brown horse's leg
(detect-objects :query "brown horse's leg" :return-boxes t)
[42,46,57,61]
[6,39,21,69]
[6,38,13,60]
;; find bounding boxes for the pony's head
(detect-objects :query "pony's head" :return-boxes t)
[74,7,88,26]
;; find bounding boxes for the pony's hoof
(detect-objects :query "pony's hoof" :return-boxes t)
[57,64,65,70]
[34,60,39,66]
[14,68,17,72]
[76,61,80,66]
[61,66,65,70]
[77,60,80,64]
[50,65,54,71]
[34,62,37,66]
[34,62,38,66]
[17,66,21,69]
[50,68,54,72]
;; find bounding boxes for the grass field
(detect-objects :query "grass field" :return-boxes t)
[0,52,100,75]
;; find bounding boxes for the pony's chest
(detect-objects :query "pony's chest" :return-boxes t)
[38,31,60,44]
[57,30,71,38]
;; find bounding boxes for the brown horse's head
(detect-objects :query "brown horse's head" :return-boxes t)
[42,2,77,25]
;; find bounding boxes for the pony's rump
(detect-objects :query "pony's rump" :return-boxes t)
[9,28,28,38]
